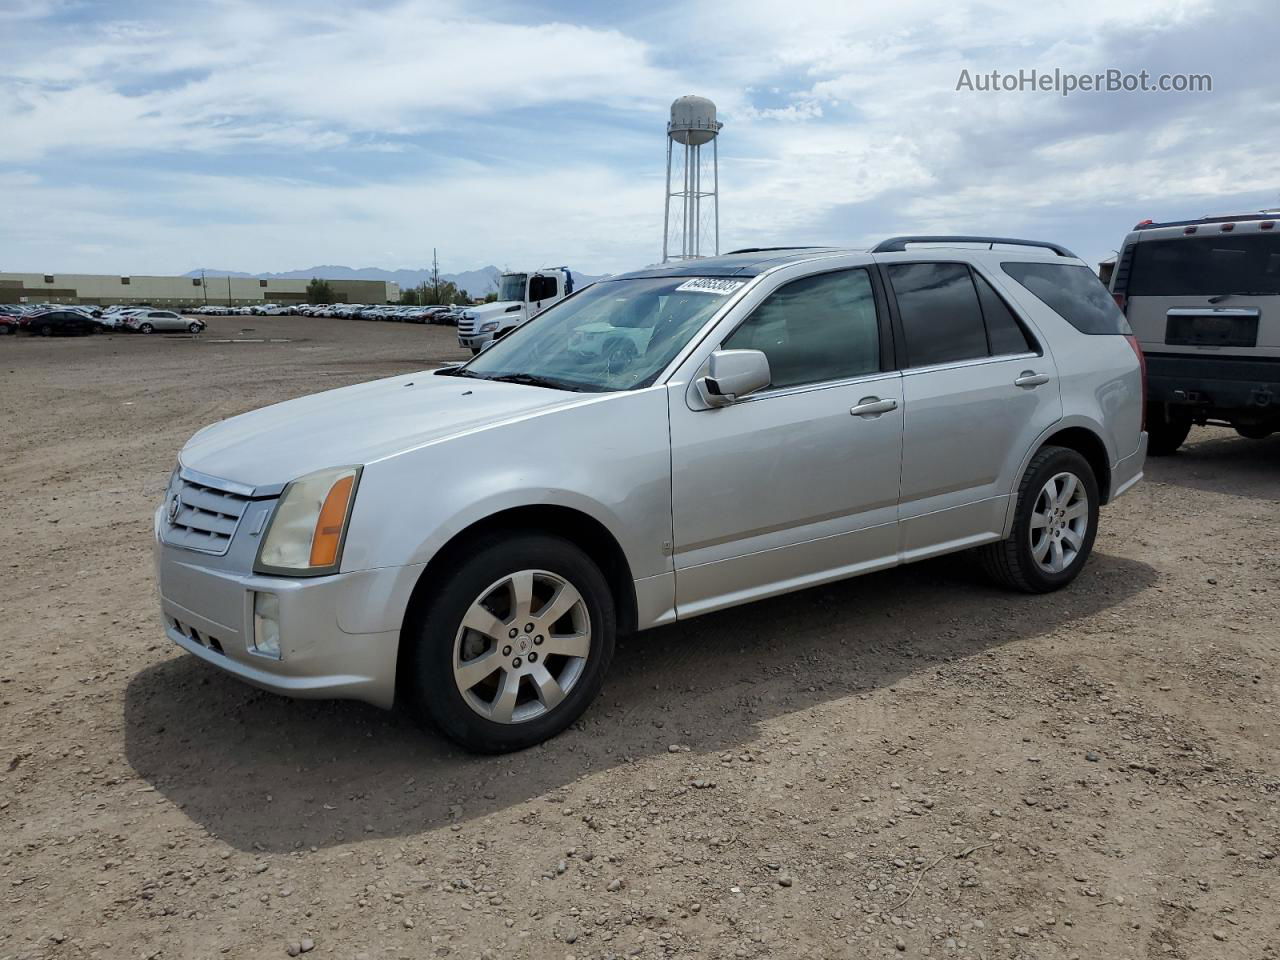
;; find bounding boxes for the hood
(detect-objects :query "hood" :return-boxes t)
[180,370,579,489]
[466,301,524,321]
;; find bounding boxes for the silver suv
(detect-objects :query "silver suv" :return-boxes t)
[154,237,1146,753]
[1110,211,1280,453]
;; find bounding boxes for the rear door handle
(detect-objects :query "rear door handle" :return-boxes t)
[850,397,898,417]
[1014,371,1051,388]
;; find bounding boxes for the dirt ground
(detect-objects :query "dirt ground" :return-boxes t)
[2,315,1277,960]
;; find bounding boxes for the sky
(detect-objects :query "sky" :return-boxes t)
[2,0,1277,277]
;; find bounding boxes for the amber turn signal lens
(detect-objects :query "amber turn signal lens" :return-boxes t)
[308,474,355,567]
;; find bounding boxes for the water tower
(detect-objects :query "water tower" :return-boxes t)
[662,95,722,262]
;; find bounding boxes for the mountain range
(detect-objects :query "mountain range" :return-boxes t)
[184,265,605,295]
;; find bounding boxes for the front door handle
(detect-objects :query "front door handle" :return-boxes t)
[850,396,898,417]
[1014,371,1051,388]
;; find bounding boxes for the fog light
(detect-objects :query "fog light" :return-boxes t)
[252,592,282,659]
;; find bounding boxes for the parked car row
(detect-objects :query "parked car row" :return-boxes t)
[189,302,467,324]
[0,303,206,336]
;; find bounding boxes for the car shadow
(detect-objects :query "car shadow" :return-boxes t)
[123,551,1156,852]
[1146,426,1279,501]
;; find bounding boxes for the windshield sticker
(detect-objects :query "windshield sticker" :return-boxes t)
[674,278,746,295]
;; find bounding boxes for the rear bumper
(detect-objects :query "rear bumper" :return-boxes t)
[1145,352,1280,413]
[1110,432,1147,501]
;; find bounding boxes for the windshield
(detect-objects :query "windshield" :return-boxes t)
[462,276,740,392]
[497,273,527,302]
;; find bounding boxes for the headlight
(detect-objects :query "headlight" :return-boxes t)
[254,465,361,576]
[479,321,499,333]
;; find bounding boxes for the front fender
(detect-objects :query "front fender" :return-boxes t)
[340,386,674,584]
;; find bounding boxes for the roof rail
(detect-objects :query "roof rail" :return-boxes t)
[725,246,829,255]
[1134,212,1279,230]
[871,236,1076,258]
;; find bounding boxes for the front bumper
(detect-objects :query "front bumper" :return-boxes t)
[153,509,403,707]
[457,332,493,351]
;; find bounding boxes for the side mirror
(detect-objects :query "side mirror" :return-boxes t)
[696,349,772,407]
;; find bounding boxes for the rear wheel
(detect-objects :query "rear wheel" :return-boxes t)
[404,533,615,753]
[1147,403,1191,455]
[38,324,52,337]
[979,446,1100,594]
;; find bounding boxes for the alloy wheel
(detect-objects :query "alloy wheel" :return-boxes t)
[452,569,592,724]
[1029,471,1089,574]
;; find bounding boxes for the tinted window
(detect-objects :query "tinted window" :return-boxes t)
[888,262,988,367]
[973,272,1035,355]
[529,275,558,302]
[722,268,880,389]
[1002,262,1130,335]
[1127,234,1280,297]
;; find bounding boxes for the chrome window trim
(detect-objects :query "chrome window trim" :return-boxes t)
[901,351,1039,377]
[732,369,902,404]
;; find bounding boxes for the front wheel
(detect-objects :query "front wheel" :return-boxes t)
[1147,403,1191,456]
[1235,424,1273,440]
[38,324,52,337]
[979,446,1100,594]
[404,533,615,753]
[138,322,154,334]
[188,322,203,334]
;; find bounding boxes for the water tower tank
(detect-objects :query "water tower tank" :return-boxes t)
[668,95,721,145]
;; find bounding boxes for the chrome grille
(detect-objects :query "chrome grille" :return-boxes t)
[162,473,252,555]
[457,316,478,336]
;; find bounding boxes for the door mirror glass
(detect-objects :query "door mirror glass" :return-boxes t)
[698,349,772,406]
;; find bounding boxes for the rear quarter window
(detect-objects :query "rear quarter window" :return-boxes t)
[1001,262,1131,335]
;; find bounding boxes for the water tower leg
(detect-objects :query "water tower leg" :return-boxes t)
[662,138,672,263]
[713,136,719,256]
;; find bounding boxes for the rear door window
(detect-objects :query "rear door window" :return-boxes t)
[1128,234,1280,297]
[1001,262,1131,335]
[887,262,988,367]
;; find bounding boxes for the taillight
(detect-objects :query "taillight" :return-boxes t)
[1125,334,1147,429]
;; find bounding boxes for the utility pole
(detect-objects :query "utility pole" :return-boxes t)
[201,269,208,307]
[226,274,232,307]
[431,248,440,305]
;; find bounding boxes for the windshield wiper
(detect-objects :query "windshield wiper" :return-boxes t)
[486,372,591,392]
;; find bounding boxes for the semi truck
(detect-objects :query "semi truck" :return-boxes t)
[456,267,575,354]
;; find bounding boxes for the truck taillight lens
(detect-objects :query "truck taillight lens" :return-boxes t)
[1125,334,1147,429]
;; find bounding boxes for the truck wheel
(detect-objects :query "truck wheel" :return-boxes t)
[403,533,616,753]
[1146,403,1191,456]
[979,446,1099,594]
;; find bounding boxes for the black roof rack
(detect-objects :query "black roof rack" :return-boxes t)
[871,235,1076,258]
[724,246,829,255]
[1134,212,1280,230]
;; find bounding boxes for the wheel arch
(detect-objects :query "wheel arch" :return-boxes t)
[1001,419,1115,538]
[395,504,638,701]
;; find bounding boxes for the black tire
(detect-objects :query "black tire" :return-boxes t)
[979,445,1100,594]
[404,533,616,753]
[38,324,52,337]
[1146,403,1191,456]
[138,322,154,334]
[188,322,203,334]
[1235,424,1273,440]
